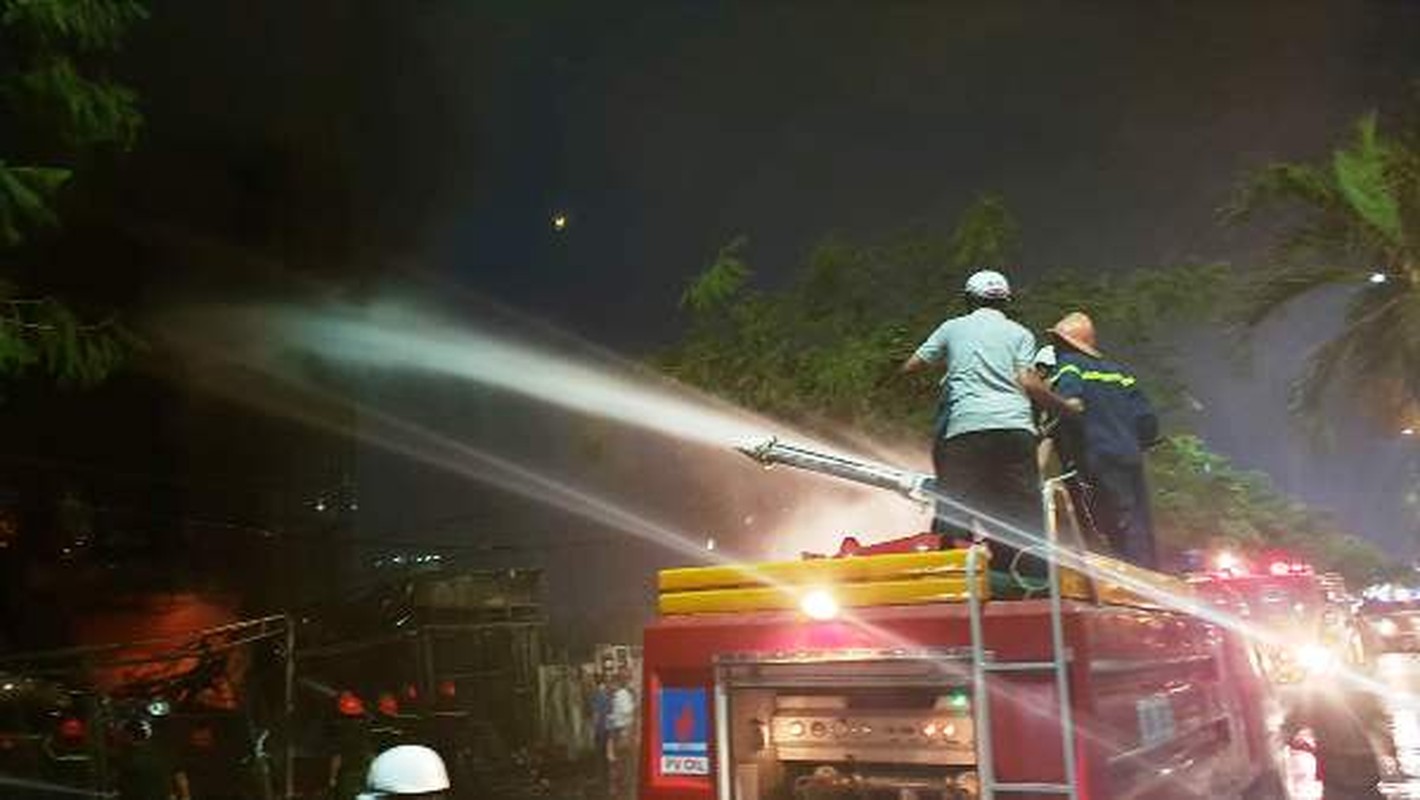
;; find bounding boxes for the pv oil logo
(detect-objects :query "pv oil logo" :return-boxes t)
[659,687,709,776]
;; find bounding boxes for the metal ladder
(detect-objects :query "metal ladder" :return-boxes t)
[965,475,1083,800]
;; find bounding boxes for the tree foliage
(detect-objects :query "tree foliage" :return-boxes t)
[663,197,1229,433]
[661,197,1390,583]
[7,54,142,150]
[947,193,1020,270]
[1224,110,1420,432]
[0,0,146,386]
[0,162,70,246]
[680,235,751,316]
[0,295,140,386]
[2,0,146,50]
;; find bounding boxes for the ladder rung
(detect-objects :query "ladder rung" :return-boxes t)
[991,781,1073,793]
[983,660,1058,672]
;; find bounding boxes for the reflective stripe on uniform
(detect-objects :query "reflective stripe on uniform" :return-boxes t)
[1052,363,1136,387]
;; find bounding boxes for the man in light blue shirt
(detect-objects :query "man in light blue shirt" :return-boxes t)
[900,270,1078,575]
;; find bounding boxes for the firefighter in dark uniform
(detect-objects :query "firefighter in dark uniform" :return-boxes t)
[1043,312,1161,569]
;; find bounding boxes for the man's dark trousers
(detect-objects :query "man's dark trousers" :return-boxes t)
[931,429,1043,577]
[1083,457,1156,570]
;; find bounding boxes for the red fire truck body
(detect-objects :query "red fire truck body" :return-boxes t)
[639,439,1282,800]
[639,549,1280,800]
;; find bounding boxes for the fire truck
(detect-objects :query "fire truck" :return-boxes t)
[639,439,1282,800]
[1190,559,1363,687]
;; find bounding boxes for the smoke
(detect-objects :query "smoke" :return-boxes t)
[759,489,931,560]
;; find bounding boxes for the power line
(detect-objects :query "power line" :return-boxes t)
[19,628,288,677]
[0,615,287,666]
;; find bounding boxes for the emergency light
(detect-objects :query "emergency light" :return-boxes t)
[799,589,839,621]
[57,717,85,741]
[336,691,366,717]
[377,692,400,717]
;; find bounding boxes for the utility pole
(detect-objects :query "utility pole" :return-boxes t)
[283,614,296,800]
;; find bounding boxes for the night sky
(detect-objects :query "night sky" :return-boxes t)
[124,2,1416,336]
[43,0,1420,617]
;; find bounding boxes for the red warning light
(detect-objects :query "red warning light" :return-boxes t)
[377,692,400,717]
[57,717,86,741]
[438,680,457,700]
[336,691,366,717]
[1268,560,1313,576]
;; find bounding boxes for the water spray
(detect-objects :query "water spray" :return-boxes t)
[273,305,826,452]
[193,302,1393,703]
[167,302,1266,786]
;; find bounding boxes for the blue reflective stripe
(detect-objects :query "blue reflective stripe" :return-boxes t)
[1052,363,1136,387]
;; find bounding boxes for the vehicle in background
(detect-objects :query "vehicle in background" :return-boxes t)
[1358,600,1420,657]
[1191,559,1363,688]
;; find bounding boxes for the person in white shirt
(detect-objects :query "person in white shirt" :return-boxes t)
[899,270,1077,576]
[605,669,637,797]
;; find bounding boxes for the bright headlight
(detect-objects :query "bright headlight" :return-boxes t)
[1376,618,1400,637]
[800,588,840,621]
[1294,643,1339,675]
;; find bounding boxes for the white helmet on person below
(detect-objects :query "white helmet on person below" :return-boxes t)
[964,269,1012,301]
[356,745,451,799]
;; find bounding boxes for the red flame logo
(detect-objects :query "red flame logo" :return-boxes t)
[674,701,695,741]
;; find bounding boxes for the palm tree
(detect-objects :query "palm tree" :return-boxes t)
[1224,110,1420,433]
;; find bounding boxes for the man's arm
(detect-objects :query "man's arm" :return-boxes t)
[1015,332,1081,415]
[1132,387,1160,447]
[887,347,935,385]
[898,322,950,376]
[899,354,932,375]
[1019,368,1084,415]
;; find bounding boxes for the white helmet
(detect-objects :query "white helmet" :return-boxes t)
[964,269,1011,301]
[357,745,451,799]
